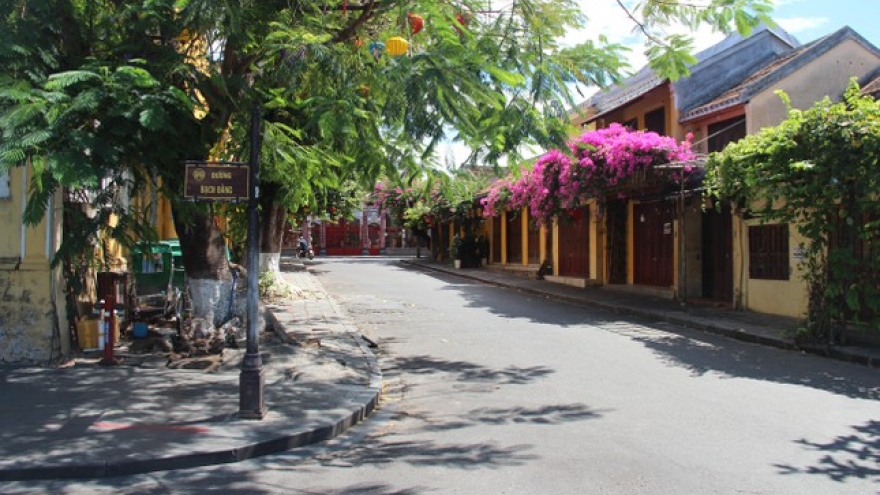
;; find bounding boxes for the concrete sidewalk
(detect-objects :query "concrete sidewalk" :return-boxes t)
[401,258,880,369]
[0,268,382,481]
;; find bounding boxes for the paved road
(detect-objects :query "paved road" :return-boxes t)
[7,258,879,494]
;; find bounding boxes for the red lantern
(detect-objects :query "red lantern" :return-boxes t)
[359,84,370,98]
[454,13,469,35]
[354,36,364,48]
[408,13,424,35]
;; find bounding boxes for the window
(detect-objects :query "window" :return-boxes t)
[622,118,638,130]
[748,224,789,280]
[644,107,666,135]
[708,117,746,153]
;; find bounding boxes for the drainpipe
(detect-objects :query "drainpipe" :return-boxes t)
[20,164,27,262]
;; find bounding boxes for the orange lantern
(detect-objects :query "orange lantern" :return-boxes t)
[354,36,364,48]
[408,13,424,35]
[385,36,409,56]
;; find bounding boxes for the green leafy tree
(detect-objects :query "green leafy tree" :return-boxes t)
[1,0,772,326]
[705,81,880,342]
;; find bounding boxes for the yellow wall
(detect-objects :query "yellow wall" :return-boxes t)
[551,219,560,276]
[132,182,178,242]
[539,225,548,266]
[520,211,528,266]
[589,202,601,282]
[0,166,68,362]
[737,40,879,318]
[738,217,810,317]
[747,40,880,132]
[596,85,680,137]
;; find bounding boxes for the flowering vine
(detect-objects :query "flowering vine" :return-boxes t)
[481,124,695,225]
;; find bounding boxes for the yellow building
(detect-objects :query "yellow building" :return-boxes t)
[680,26,880,317]
[487,25,880,321]
[0,167,68,362]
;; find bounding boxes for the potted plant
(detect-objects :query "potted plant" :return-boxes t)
[477,234,489,266]
[450,234,463,269]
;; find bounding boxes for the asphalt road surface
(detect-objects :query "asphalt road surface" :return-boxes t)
[7,258,880,494]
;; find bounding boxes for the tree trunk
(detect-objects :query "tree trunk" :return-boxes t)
[259,183,287,273]
[173,207,240,329]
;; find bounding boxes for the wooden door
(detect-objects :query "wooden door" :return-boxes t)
[558,207,590,278]
[527,222,541,264]
[702,205,733,302]
[606,199,628,284]
[633,202,674,287]
[507,213,523,263]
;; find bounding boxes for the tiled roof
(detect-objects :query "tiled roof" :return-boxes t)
[571,24,800,121]
[681,26,880,122]
[860,67,880,96]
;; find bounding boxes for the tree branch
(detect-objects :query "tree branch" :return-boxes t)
[614,0,667,48]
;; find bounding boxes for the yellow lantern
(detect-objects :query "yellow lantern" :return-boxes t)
[385,36,409,57]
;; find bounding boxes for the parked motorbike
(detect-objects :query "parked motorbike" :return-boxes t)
[298,245,314,260]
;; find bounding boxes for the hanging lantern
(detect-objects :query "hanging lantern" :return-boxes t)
[407,13,424,35]
[368,41,385,60]
[354,36,364,48]
[174,29,195,44]
[385,36,409,57]
[359,84,370,98]
[455,13,469,34]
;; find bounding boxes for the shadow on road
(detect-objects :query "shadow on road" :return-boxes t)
[394,355,554,385]
[774,419,880,484]
[403,265,880,402]
[627,326,880,401]
[316,438,538,470]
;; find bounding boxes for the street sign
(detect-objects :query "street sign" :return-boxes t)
[184,163,249,201]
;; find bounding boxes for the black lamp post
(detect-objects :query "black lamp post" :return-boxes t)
[239,100,266,419]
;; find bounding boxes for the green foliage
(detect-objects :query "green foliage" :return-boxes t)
[258,270,294,302]
[705,81,880,340]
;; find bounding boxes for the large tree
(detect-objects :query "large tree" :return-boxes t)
[1,0,773,328]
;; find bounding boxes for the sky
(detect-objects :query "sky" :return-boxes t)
[570,0,880,81]
[440,0,880,165]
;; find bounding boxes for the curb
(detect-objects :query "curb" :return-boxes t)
[401,260,878,369]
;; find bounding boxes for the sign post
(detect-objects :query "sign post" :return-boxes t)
[238,100,266,420]
[183,104,265,420]
[184,163,249,201]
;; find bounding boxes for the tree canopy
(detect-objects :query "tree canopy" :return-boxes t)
[0,0,773,277]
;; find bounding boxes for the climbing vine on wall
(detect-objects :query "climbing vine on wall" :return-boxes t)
[705,81,880,342]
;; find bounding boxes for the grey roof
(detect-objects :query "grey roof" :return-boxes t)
[681,26,880,122]
[573,24,801,121]
[860,66,880,96]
